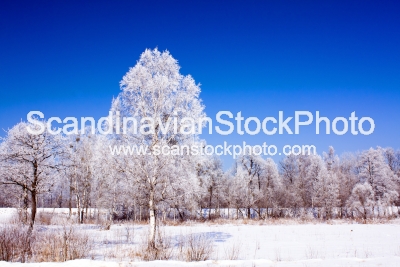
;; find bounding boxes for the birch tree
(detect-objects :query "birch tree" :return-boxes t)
[111,48,205,248]
[65,132,98,223]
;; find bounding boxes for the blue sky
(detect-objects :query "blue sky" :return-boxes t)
[1,1,399,167]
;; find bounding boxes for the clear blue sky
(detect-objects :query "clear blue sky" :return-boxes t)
[1,1,399,167]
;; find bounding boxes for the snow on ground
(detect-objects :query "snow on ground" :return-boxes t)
[0,208,17,223]
[1,257,400,267]
[1,209,400,266]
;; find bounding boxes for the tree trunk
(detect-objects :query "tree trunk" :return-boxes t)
[149,188,156,248]
[208,187,213,220]
[30,190,37,229]
[176,207,185,221]
[30,161,38,229]
[69,186,72,217]
[76,193,82,224]
[23,187,29,224]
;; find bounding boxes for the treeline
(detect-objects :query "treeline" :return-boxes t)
[1,123,399,225]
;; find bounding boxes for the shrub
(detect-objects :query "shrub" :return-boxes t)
[224,240,241,260]
[0,223,93,263]
[0,224,32,262]
[178,233,214,261]
[37,212,53,225]
[135,228,173,261]
[33,225,92,262]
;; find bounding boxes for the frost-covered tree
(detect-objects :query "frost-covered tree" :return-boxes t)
[197,155,225,219]
[383,147,400,203]
[262,158,282,217]
[314,166,340,219]
[111,48,205,247]
[232,151,266,218]
[384,147,400,176]
[0,122,65,228]
[280,154,322,214]
[92,135,134,221]
[305,155,324,210]
[316,147,341,219]
[335,153,358,217]
[64,132,99,223]
[227,171,248,219]
[356,148,398,210]
[347,183,375,221]
[279,154,301,211]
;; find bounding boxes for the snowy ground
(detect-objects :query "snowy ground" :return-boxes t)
[1,209,400,266]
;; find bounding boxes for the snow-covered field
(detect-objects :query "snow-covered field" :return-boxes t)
[1,209,400,267]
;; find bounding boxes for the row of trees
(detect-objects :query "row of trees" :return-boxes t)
[1,49,399,248]
[1,126,399,224]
